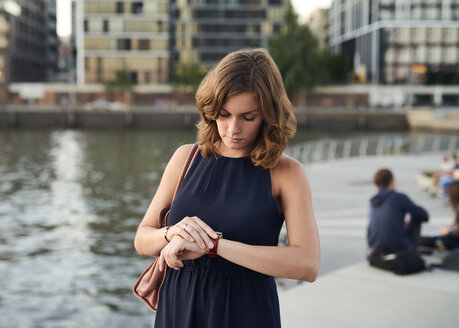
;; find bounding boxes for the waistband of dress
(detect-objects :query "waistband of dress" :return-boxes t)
[180,258,270,280]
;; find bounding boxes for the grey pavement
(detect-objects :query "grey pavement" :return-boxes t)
[279,152,459,327]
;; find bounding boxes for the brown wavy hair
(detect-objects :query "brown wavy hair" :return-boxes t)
[195,48,297,169]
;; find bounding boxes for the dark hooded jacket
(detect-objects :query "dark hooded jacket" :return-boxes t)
[367,189,429,253]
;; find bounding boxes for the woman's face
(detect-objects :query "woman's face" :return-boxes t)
[216,92,263,157]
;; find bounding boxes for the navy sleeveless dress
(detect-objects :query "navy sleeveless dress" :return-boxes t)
[154,151,284,328]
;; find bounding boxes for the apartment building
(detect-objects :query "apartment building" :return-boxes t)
[329,0,459,84]
[77,0,169,85]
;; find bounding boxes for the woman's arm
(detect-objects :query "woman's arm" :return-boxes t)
[159,155,321,282]
[134,144,217,256]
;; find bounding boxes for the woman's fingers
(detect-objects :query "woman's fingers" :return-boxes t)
[182,222,211,248]
[192,217,219,239]
[165,256,183,270]
[175,216,218,248]
[174,227,195,243]
[170,220,195,242]
[162,239,185,270]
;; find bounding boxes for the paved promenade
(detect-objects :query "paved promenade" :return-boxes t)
[279,152,459,327]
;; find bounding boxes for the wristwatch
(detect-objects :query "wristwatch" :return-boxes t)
[209,232,223,258]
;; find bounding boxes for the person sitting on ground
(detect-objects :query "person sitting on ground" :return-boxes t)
[419,181,459,251]
[367,168,429,274]
[438,154,459,196]
[432,155,453,187]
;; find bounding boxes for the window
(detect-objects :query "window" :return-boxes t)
[398,47,411,64]
[429,46,442,64]
[385,48,395,64]
[428,28,442,44]
[125,21,159,33]
[445,47,456,64]
[132,2,144,14]
[138,39,150,50]
[425,7,440,20]
[85,38,110,50]
[398,29,410,43]
[130,71,138,84]
[411,7,422,20]
[117,39,131,50]
[144,71,151,84]
[414,28,426,43]
[87,19,103,32]
[380,0,395,5]
[379,9,394,20]
[144,2,158,14]
[445,28,457,44]
[109,19,123,32]
[116,2,124,14]
[110,39,117,50]
[416,45,427,62]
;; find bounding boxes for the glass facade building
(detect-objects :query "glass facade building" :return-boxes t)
[0,0,58,83]
[329,0,459,84]
[78,0,286,85]
[0,0,58,98]
[171,0,285,65]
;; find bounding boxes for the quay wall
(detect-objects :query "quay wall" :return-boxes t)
[0,108,408,130]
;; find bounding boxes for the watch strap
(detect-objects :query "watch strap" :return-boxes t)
[209,232,223,257]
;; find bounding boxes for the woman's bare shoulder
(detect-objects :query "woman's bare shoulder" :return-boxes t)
[272,153,306,177]
[166,143,197,173]
[270,153,308,197]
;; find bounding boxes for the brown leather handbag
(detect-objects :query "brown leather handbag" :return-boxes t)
[133,143,199,312]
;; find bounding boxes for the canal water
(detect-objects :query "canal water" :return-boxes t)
[0,128,445,327]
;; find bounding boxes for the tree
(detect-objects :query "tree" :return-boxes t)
[104,68,134,94]
[103,67,134,104]
[173,62,208,93]
[321,51,351,84]
[269,3,322,99]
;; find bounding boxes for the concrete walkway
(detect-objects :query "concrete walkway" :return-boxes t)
[279,151,459,327]
[279,261,459,328]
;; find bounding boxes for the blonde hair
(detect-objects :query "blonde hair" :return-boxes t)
[195,48,296,168]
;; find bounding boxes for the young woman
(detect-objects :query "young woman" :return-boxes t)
[134,48,320,327]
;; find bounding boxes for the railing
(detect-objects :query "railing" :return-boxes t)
[286,134,459,165]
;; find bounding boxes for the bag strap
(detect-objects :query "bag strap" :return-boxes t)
[172,143,199,199]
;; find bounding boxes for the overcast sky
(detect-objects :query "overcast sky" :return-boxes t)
[56,0,332,37]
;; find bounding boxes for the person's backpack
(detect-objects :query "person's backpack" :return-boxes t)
[431,249,459,271]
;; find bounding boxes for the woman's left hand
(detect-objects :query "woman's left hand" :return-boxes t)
[158,236,209,271]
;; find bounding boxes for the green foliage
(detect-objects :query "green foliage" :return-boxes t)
[269,3,322,98]
[321,51,351,84]
[173,62,208,93]
[103,68,134,93]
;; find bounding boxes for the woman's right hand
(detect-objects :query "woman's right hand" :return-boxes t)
[166,216,218,249]
[158,235,209,271]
